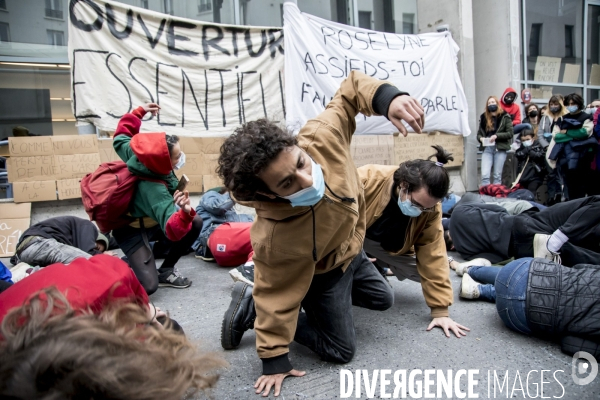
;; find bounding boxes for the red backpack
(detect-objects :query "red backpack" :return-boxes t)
[80,161,164,233]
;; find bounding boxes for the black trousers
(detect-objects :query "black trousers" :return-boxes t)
[113,216,203,294]
[293,250,394,363]
[513,196,600,266]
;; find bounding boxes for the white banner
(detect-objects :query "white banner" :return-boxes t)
[68,0,285,137]
[283,3,470,136]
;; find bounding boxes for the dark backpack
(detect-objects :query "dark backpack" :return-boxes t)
[81,161,164,233]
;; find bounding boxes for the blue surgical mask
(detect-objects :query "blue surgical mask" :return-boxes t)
[281,159,325,207]
[174,151,186,170]
[585,107,597,115]
[543,132,552,140]
[566,105,579,113]
[522,140,533,147]
[397,188,422,217]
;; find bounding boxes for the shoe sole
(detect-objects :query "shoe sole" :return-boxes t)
[229,269,254,286]
[221,282,249,350]
[195,255,216,262]
[158,282,192,288]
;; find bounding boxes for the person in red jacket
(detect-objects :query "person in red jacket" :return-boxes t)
[112,103,203,293]
[500,87,531,139]
[0,255,224,399]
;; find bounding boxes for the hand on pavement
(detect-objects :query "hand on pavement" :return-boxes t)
[427,317,470,338]
[254,369,306,397]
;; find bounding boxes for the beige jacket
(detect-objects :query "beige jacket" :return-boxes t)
[242,72,389,361]
[359,164,453,317]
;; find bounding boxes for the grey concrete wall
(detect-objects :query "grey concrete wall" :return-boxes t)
[472,0,521,110]
[417,0,478,191]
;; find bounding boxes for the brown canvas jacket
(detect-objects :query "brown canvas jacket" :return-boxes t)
[238,72,392,366]
[359,164,453,318]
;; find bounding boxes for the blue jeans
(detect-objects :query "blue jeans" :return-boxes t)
[513,123,532,136]
[467,266,503,302]
[481,146,507,186]
[494,258,532,335]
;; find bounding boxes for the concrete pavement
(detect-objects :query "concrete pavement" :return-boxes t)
[2,199,599,399]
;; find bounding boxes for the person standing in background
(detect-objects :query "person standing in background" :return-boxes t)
[477,96,514,186]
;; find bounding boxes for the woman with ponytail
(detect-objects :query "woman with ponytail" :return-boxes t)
[359,145,470,338]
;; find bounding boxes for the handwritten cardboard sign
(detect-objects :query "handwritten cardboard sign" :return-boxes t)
[8,136,53,156]
[57,178,82,200]
[52,153,101,180]
[13,180,57,203]
[0,202,31,257]
[394,132,464,167]
[533,56,561,83]
[8,155,56,182]
[52,135,99,155]
[351,135,394,167]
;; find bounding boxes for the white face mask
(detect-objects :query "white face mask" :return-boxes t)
[281,159,325,207]
[522,140,533,147]
[174,151,186,170]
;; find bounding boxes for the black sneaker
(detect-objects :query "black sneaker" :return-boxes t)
[194,246,215,262]
[221,282,256,350]
[158,269,192,288]
[228,264,254,286]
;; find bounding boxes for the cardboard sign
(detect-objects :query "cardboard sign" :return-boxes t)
[13,180,57,203]
[0,202,31,257]
[8,155,56,183]
[394,133,464,167]
[52,135,99,155]
[590,64,600,85]
[8,136,53,156]
[186,175,204,194]
[57,178,82,200]
[203,175,224,191]
[562,64,580,84]
[350,135,394,167]
[53,153,101,180]
[533,56,561,83]
[98,139,121,163]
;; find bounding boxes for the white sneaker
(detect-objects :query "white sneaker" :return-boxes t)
[533,234,562,264]
[455,258,492,276]
[459,274,481,299]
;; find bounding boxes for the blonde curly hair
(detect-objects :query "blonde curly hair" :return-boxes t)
[0,287,226,399]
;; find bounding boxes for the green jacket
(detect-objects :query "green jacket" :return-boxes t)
[477,112,514,151]
[113,107,192,239]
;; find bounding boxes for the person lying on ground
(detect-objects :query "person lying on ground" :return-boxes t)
[0,255,224,400]
[358,145,469,338]
[192,186,254,262]
[456,257,599,359]
[445,196,600,266]
[11,216,113,269]
[218,71,424,397]
[112,103,203,294]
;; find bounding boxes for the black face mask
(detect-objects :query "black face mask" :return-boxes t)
[488,104,498,112]
[529,110,539,117]
[550,106,560,113]
[504,96,515,104]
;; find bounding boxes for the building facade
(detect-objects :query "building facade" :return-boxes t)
[0,0,597,190]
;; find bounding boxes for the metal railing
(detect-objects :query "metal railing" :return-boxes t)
[45,8,63,19]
